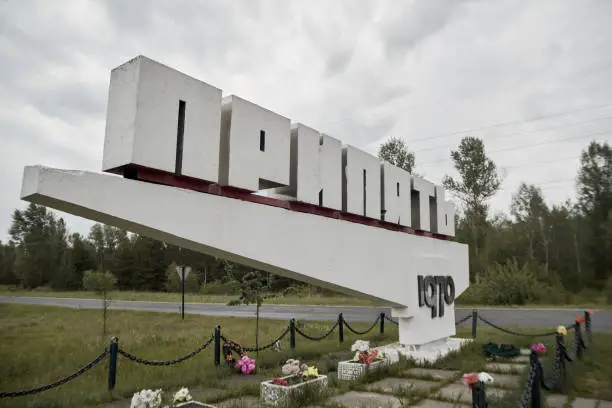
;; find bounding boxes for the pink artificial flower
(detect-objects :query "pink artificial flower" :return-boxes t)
[463,373,479,390]
[530,343,546,354]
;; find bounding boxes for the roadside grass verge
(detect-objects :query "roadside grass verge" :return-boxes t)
[0,304,395,408]
[1,285,610,310]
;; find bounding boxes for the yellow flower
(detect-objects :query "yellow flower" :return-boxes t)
[557,325,567,335]
[302,366,318,377]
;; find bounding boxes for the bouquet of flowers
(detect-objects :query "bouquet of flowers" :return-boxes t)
[235,354,256,375]
[130,389,162,408]
[351,340,384,366]
[463,372,494,390]
[272,359,319,386]
[172,387,193,404]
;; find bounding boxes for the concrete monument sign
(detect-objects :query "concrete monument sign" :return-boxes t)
[20,56,469,356]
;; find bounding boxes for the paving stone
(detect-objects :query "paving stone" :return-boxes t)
[546,394,568,408]
[509,355,530,363]
[412,399,468,407]
[454,374,521,389]
[365,377,440,394]
[484,363,528,374]
[214,396,261,408]
[435,384,507,404]
[596,401,612,408]
[328,391,404,408]
[521,349,531,356]
[404,368,460,381]
[572,398,599,408]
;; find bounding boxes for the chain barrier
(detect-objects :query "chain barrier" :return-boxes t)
[0,349,108,398]
[118,336,214,366]
[384,314,399,325]
[519,357,538,408]
[344,316,380,335]
[455,314,471,325]
[540,338,562,390]
[295,321,339,341]
[478,315,559,337]
[242,326,291,352]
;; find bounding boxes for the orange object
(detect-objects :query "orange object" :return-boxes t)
[576,316,585,324]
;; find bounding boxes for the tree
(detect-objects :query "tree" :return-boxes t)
[83,269,117,340]
[228,271,273,355]
[443,137,503,282]
[377,136,415,173]
[577,141,612,287]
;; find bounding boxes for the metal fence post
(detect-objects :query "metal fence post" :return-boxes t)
[530,351,542,408]
[575,320,584,360]
[471,309,478,339]
[214,325,221,367]
[380,312,385,334]
[290,319,296,349]
[338,313,344,343]
[108,337,118,391]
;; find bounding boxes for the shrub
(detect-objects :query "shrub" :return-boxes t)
[455,284,486,305]
[200,280,240,295]
[82,270,117,294]
[478,260,545,305]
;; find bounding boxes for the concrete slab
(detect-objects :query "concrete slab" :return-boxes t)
[365,377,439,394]
[327,391,403,408]
[521,349,531,356]
[595,400,612,408]
[454,374,521,389]
[484,363,528,374]
[572,398,598,408]
[545,394,568,408]
[412,399,468,407]
[215,396,261,408]
[404,368,460,381]
[435,384,507,404]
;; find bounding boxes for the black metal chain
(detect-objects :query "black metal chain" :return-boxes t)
[384,315,399,325]
[295,321,339,341]
[455,315,471,325]
[0,349,108,398]
[344,316,380,335]
[540,346,561,390]
[242,326,291,352]
[519,361,537,408]
[118,336,214,366]
[478,316,558,337]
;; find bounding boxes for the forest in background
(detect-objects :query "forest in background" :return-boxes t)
[1,135,611,306]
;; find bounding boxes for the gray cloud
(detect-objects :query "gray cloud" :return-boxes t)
[1,0,612,239]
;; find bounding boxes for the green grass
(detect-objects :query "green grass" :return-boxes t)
[0,304,610,408]
[0,304,395,408]
[1,286,610,309]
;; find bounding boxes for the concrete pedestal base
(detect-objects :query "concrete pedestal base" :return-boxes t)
[378,338,472,365]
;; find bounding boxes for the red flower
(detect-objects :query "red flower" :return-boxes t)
[272,378,288,386]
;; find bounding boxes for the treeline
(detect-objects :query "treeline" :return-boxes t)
[1,136,611,304]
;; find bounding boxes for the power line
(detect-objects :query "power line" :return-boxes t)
[418,130,612,167]
[406,102,612,144]
[502,155,581,170]
[411,115,612,154]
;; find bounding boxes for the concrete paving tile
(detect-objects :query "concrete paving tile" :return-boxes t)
[404,368,460,381]
[327,391,404,408]
[572,398,598,408]
[411,399,468,407]
[365,377,440,394]
[546,394,568,408]
[435,384,507,404]
[484,363,528,374]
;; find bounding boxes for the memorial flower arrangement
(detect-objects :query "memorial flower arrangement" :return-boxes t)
[350,340,384,366]
[270,359,320,386]
[129,387,194,408]
[531,343,547,354]
[463,372,494,390]
[235,354,256,375]
[557,325,568,336]
[172,387,193,404]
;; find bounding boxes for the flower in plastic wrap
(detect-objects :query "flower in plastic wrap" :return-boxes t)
[477,372,494,384]
[351,340,370,353]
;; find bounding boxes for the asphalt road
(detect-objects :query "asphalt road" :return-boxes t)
[1,296,609,332]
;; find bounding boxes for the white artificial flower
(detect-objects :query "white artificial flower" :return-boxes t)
[173,387,192,403]
[351,340,370,352]
[478,372,494,384]
[130,392,144,408]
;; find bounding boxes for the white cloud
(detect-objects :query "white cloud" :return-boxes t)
[1,0,611,239]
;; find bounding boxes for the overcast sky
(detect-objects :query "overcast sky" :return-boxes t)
[1,0,612,240]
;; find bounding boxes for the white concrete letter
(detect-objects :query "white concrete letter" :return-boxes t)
[287,124,342,210]
[411,176,436,232]
[103,56,222,182]
[381,163,411,227]
[435,186,456,237]
[219,95,291,191]
[342,146,381,219]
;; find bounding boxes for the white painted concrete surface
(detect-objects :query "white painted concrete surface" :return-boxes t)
[21,165,468,346]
